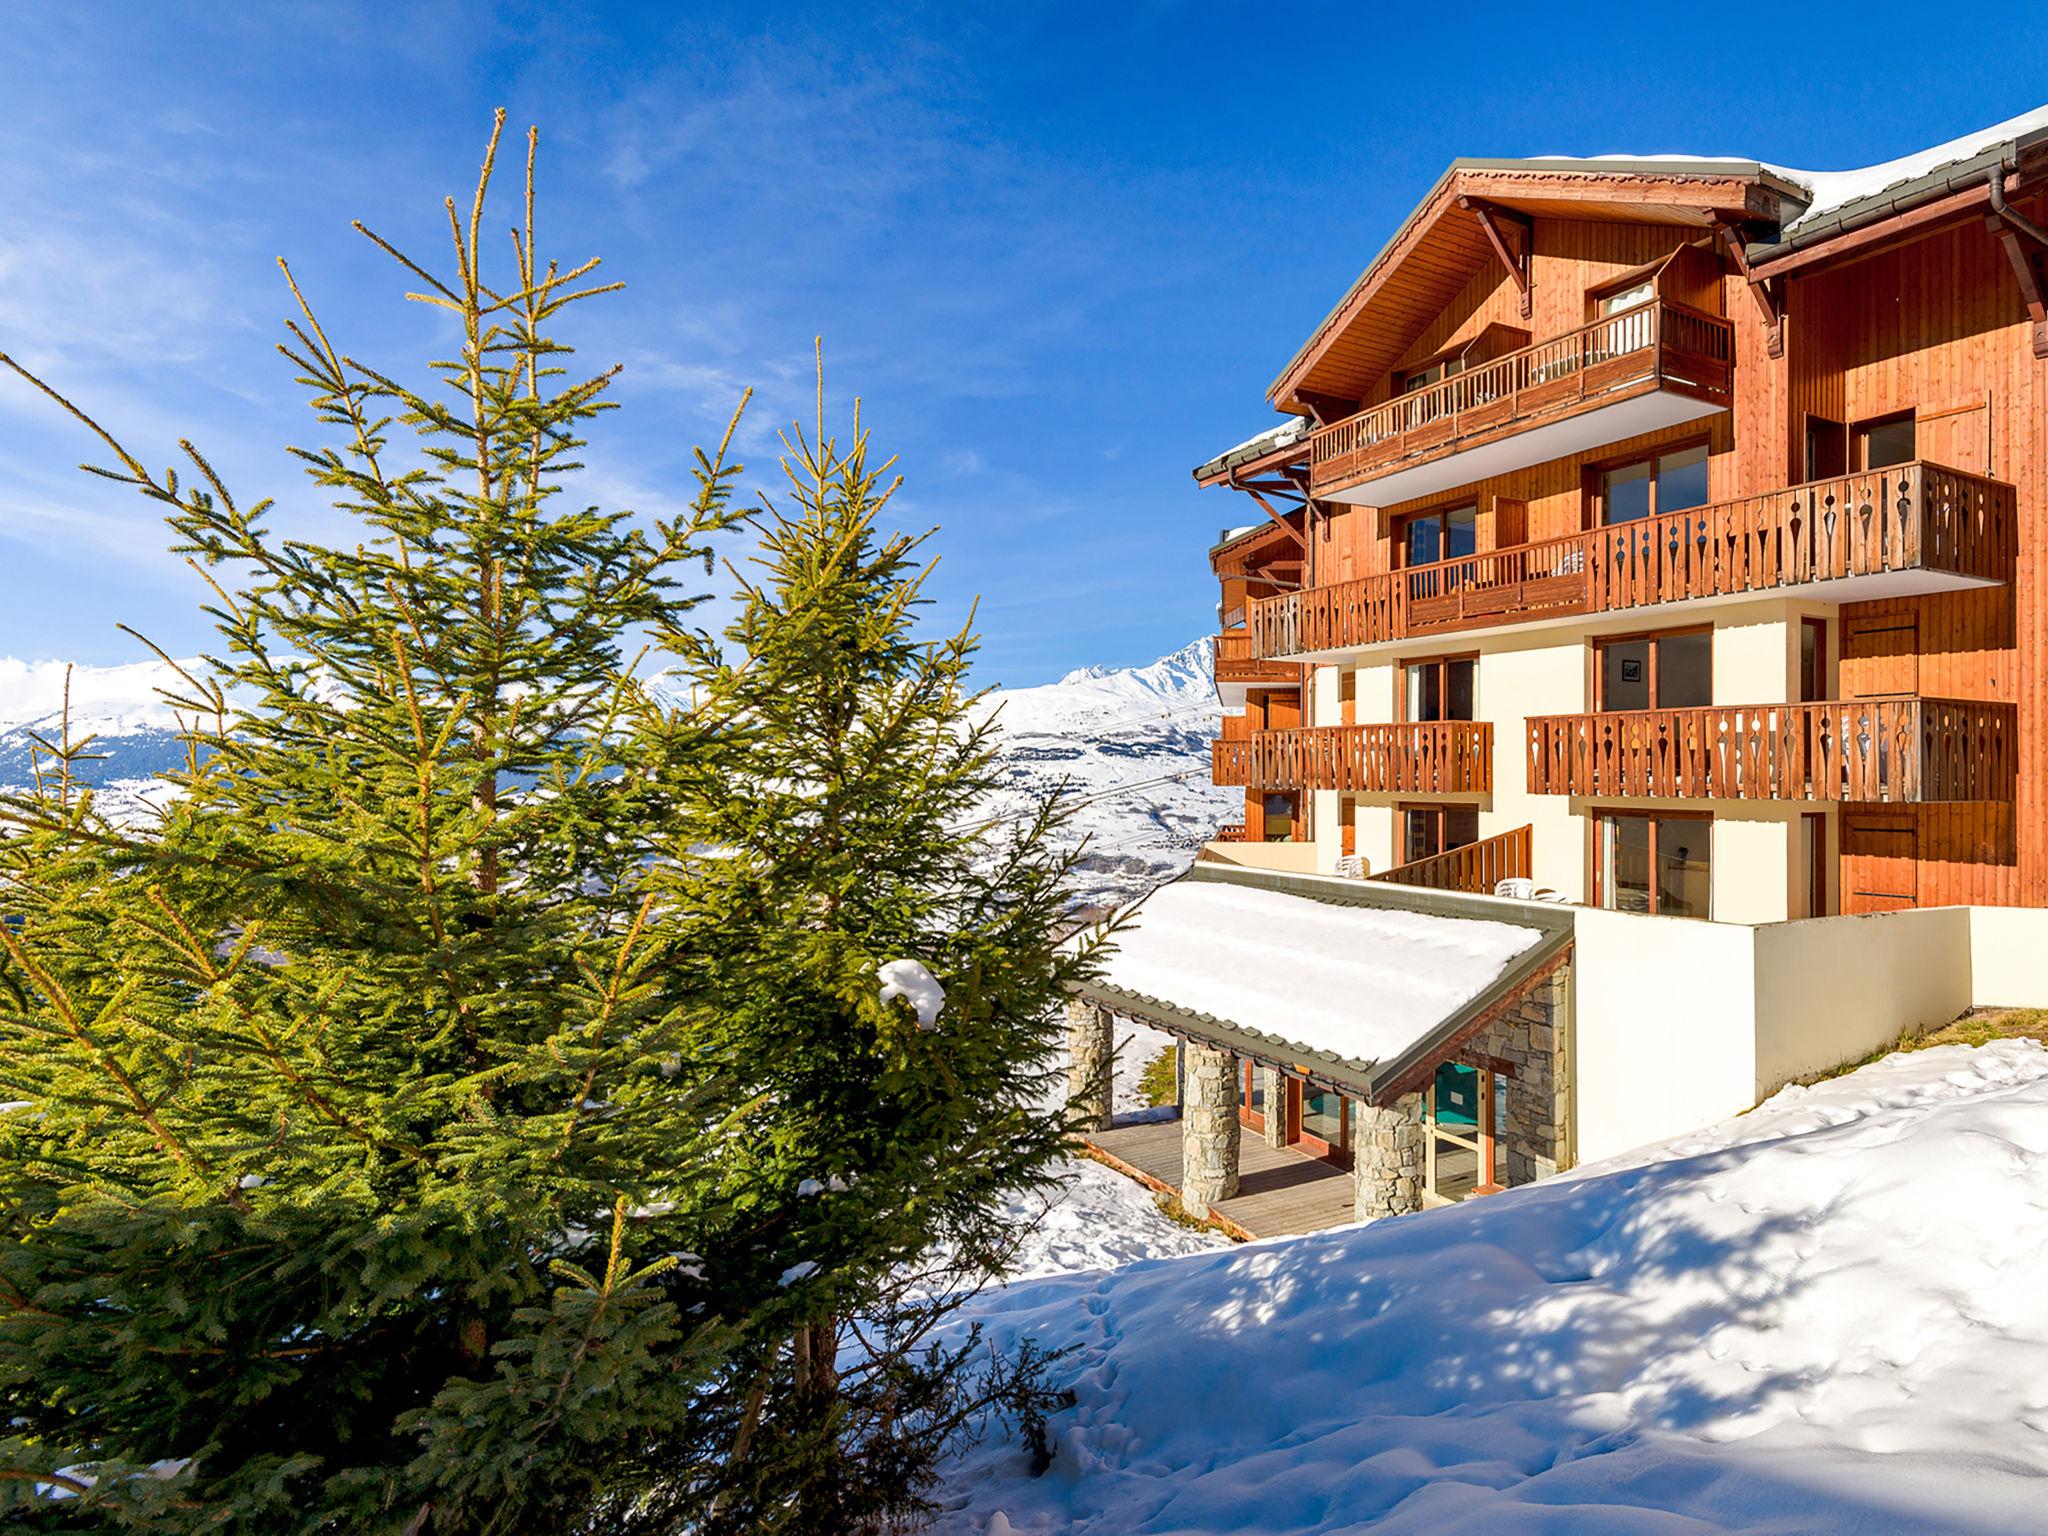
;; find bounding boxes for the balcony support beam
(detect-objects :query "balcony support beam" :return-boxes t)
[1714,217,1784,358]
[1458,196,1533,319]
[1987,176,2048,359]
[1227,468,1307,550]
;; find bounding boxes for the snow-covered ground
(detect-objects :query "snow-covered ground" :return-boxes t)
[994,1021,1228,1284]
[939,1040,2048,1534]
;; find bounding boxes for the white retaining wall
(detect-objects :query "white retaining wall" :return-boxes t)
[1569,903,2048,1165]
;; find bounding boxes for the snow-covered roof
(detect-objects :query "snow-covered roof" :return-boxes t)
[1191,415,1310,484]
[1085,870,1557,1093]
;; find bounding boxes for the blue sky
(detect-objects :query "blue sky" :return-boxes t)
[3,4,2047,687]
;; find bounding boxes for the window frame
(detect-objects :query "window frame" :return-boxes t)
[1291,1075,1351,1163]
[1851,409,1917,471]
[1589,808,1714,919]
[1238,1058,1266,1134]
[1799,617,1830,703]
[1592,625,1713,712]
[1397,651,1480,722]
[1399,802,1481,865]
[1585,259,1663,321]
[1392,500,1479,571]
[1586,436,1712,527]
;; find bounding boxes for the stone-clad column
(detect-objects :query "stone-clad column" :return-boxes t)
[1065,997,1114,1133]
[1353,1094,1425,1222]
[1181,1042,1241,1219]
[1260,1065,1286,1148]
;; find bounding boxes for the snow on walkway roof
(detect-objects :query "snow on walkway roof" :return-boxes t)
[1087,875,1547,1086]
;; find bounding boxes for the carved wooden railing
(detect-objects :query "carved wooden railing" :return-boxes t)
[1212,631,1298,686]
[1308,301,1733,493]
[1213,822,1250,843]
[1366,824,1533,895]
[1246,462,2016,659]
[1210,721,1491,794]
[1526,697,2018,804]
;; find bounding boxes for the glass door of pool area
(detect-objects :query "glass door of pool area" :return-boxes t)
[1425,1062,1501,1202]
[1284,1076,1352,1164]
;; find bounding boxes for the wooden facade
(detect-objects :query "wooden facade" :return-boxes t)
[1204,121,2048,912]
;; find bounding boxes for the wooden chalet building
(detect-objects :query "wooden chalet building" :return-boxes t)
[1070,107,2048,1236]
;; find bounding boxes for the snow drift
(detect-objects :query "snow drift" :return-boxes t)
[939,1040,2048,1534]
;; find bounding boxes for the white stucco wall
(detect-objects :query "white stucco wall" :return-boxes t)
[1571,902,2048,1167]
[1750,908,1975,1087]
[1570,906,1762,1163]
[1968,906,2048,1006]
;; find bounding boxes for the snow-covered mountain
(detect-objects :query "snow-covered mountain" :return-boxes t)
[0,642,1238,907]
[972,638,1238,914]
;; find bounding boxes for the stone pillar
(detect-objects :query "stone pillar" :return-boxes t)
[1181,1042,1241,1218]
[1260,1065,1286,1148]
[1353,1094,1425,1222]
[1064,997,1113,1132]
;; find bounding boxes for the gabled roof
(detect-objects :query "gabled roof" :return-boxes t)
[1262,105,2048,419]
[1267,163,1785,415]
[1077,863,1572,1102]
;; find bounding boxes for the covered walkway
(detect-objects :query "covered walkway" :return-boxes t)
[1084,1116,1354,1241]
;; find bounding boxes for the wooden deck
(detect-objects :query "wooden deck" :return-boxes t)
[1084,1115,1356,1241]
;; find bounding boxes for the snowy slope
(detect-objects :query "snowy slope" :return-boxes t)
[972,638,1239,914]
[939,1041,2048,1535]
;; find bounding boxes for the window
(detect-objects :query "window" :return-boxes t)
[1805,414,1847,480]
[1401,355,1465,393]
[1596,811,1712,918]
[1239,1060,1265,1131]
[1404,803,1480,864]
[1799,618,1828,703]
[1399,503,1477,568]
[1596,276,1656,316]
[1600,443,1710,525]
[1596,628,1711,711]
[1404,654,1477,721]
[1853,411,1916,470]
[1283,1075,1351,1162]
[1261,792,1296,842]
[1802,813,1830,919]
[1425,1062,1499,1202]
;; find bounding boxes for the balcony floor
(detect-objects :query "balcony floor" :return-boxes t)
[1271,565,2004,665]
[1318,384,1725,507]
[1084,1113,1355,1240]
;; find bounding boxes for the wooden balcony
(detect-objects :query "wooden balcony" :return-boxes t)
[1211,721,1491,794]
[1525,698,2018,804]
[1309,302,1734,505]
[1248,462,2016,660]
[1365,825,1533,896]
[1213,631,1299,688]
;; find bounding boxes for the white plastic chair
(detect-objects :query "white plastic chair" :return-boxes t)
[1333,854,1365,879]
[1493,877,1536,901]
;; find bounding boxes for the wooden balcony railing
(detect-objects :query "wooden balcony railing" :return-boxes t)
[1308,302,1733,495]
[1211,721,1491,794]
[1365,824,1533,895]
[1247,462,2016,659]
[1525,697,2018,804]
[1212,631,1299,687]
[1212,821,1250,843]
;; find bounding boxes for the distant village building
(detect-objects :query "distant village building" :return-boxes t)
[1076,108,2048,1235]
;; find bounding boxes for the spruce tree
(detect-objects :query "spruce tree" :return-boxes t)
[0,116,1088,1534]
[641,371,1087,1531]
[0,115,749,1532]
